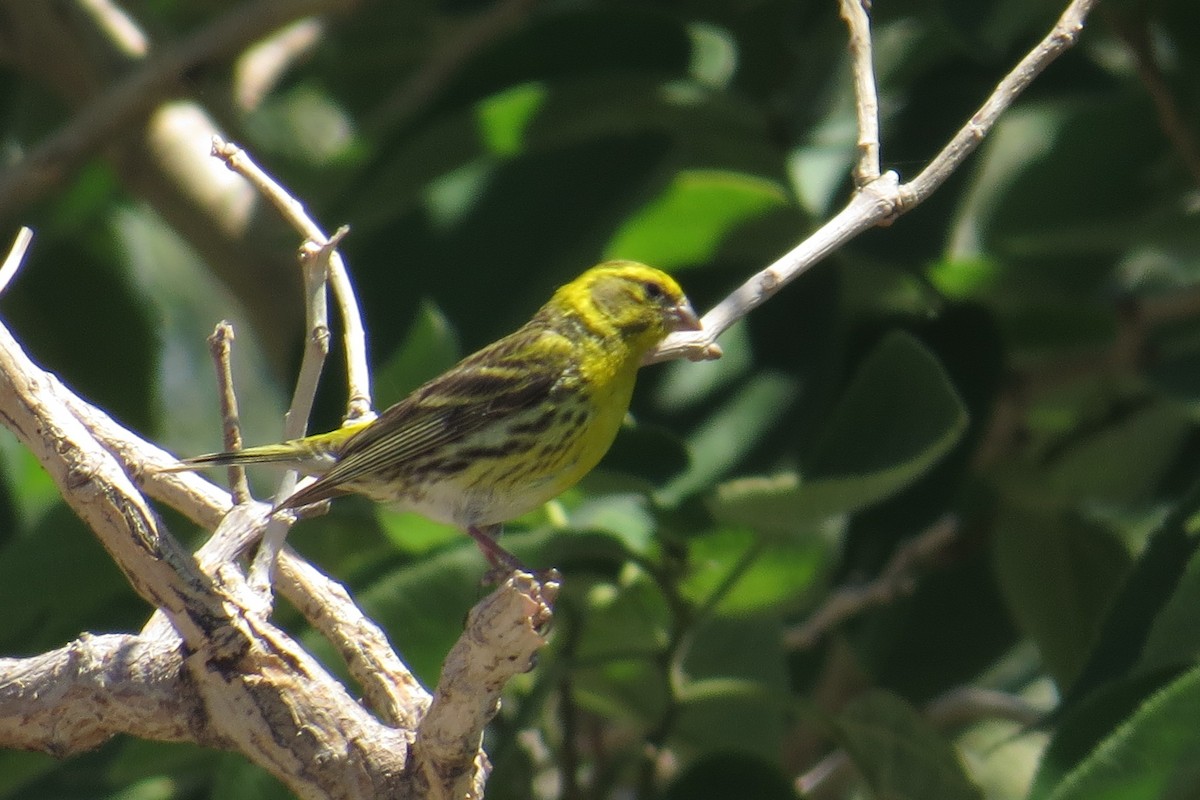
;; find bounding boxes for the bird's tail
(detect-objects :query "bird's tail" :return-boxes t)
[163,427,357,474]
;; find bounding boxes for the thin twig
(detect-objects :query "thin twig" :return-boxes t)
[207,322,251,504]
[924,686,1043,730]
[898,0,1098,207]
[647,177,900,363]
[247,236,333,589]
[839,0,881,185]
[210,138,371,590]
[0,227,33,297]
[785,517,958,650]
[1109,10,1200,187]
[649,0,1099,364]
[211,138,373,422]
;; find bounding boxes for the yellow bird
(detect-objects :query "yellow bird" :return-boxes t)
[176,261,701,570]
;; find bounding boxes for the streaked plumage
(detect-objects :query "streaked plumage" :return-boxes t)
[176,261,701,570]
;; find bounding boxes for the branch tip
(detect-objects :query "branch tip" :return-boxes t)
[0,227,34,297]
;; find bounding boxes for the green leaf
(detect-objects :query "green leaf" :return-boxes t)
[709,333,970,530]
[0,504,143,654]
[476,83,547,157]
[802,330,968,509]
[926,256,1003,299]
[113,206,284,455]
[444,9,693,100]
[373,299,461,408]
[7,219,156,436]
[679,527,830,614]
[1030,671,1182,800]
[708,473,815,535]
[356,542,508,686]
[564,493,658,556]
[105,739,219,788]
[104,776,181,800]
[1040,401,1191,505]
[592,421,692,495]
[652,319,754,412]
[949,94,1164,264]
[572,655,667,727]
[574,568,670,662]
[658,371,797,505]
[569,571,673,725]
[1055,478,1200,719]
[0,429,61,534]
[834,690,983,800]
[604,169,790,268]
[992,506,1131,688]
[377,509,461,556]
[209,753,291,800]
[1136,545,1200,676]
[672,614,790,759]
[0,751,58,798]
[1047,666,1200,800]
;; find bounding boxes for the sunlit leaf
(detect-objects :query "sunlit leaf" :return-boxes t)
[604,170,789,269]
[1047,666,1200,800]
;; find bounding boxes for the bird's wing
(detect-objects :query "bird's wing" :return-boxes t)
[279,324,572,509]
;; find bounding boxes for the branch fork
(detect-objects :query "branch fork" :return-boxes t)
[0,141,557,797]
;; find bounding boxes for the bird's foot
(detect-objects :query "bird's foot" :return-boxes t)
[467,524,560,586]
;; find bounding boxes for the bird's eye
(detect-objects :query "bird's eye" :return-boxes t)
[642,281,664,301]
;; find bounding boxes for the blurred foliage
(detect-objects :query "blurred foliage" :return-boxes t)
[2,0,1200,798]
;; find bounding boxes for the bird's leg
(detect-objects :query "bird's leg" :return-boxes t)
[467,524,528,581]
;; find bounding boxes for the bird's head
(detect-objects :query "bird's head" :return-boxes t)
[552,260,701,355]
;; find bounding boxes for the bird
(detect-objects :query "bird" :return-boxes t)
[173,260,702,572]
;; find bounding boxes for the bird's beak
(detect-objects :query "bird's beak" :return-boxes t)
[669,299,703,332]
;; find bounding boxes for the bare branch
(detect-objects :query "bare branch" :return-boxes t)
[898,0,1099,208]
[786,516,958,650]
[924,686,1043,730]
[650,0,1098,365]
[208,321,252,504]
[276,548,430,730]
[233,17,325,112]
[1109,9,1200,187]
[839,0,881,185]
[209,138,373,588]
[0,324,218,641]
[0,313,421,797]
[412,572,558,799]
[212,138,373,423]
[0,1,1106,796]
[648,176,900,363]
[0,633,216,756]
[0,227,33,297]
[61,384,234,531]
[1,233,540,798]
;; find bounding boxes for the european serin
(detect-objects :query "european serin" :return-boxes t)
[176,260,701,570]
